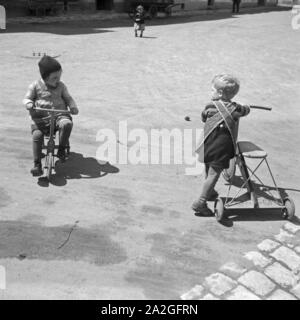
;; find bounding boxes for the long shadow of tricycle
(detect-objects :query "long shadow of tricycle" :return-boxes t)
[38,152,119,187]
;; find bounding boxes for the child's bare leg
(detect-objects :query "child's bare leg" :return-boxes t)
[31,129,44,176]
[204,163,219,199]
[192,165,222,214]
[58,119,73,147]
[200,166,222,199]
[57,119,73,160]
[205,163,209,179]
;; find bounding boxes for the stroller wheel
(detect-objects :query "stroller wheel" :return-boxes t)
[214,198,225,222]
[282,197,295,220]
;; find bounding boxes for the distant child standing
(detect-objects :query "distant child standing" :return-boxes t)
[133,5,146,37]
[192,74,250,216]
[23,55,79,176]
[232,0,241,13]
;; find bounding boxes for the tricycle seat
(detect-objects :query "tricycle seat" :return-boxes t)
[237,141,267,159]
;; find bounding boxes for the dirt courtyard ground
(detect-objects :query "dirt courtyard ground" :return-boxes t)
[0,8,299,299]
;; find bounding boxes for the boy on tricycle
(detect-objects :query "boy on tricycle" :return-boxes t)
[23,55,79,176]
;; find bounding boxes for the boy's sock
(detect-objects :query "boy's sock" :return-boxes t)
[207,189,219,201]
[57,146,66,161]
[30,161,43,176]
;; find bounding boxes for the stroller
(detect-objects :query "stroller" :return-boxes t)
[214,106,295,222]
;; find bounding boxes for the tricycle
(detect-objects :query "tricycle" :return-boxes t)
[33,103,71,180]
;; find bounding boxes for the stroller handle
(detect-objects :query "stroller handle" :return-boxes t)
[184,104,272,121]
[250,105,272,111]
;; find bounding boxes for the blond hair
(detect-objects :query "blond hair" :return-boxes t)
[212,74,240,100]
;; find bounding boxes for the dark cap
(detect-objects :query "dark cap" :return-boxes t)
[38,55,62,80]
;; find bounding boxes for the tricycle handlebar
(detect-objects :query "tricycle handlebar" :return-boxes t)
[34,107,71,114]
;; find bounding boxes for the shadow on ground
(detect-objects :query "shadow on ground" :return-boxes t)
[222,174,299,227]
[0,219,127,265]
[194,173,300,227]
[228,175,300,202]
[219,209,300,227]
[194,206,287,227]
[1,24,115,35]
[2,6,290,35]
[38,152,119,187]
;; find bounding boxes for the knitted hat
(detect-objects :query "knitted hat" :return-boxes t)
[38,55,62,80]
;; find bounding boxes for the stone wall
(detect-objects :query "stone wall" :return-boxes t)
[0,0,83,17]
[277,0,297,5]
[173,0,278,11]
[0,0,279,17]
[90,0,279,12]
[0,0,27,17]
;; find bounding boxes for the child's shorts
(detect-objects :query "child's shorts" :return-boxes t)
[134,23,145,31]
[31,115,72,135]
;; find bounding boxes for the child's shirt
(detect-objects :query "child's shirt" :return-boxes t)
[201,101,250,123]
[23,79,77,125]
[197,100,250,168]
[134,12,145,24]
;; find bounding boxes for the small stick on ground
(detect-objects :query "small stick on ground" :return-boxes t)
[57,220,79,250]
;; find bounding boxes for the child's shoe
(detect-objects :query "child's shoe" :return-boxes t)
[207,189,219,201]
[30,161,43,176]
[192,199,213,216]
[57,147,66,162]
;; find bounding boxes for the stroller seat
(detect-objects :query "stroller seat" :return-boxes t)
[237,141,267,159]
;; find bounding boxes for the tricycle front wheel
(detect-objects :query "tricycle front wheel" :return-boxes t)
[282,197,295,220]
[214,198,225,222]
[45,152,53,180]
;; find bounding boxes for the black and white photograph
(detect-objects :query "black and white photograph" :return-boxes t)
[0,0,300,306]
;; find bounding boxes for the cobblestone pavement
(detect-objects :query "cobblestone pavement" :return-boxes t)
[181,222,300,300]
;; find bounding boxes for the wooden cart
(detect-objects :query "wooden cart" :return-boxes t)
[27,0,59,16]
[125,0,185,19]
